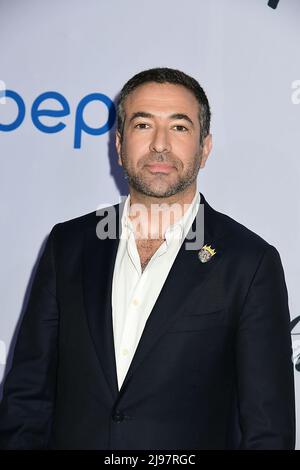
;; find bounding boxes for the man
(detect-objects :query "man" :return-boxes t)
[0,68,295,449]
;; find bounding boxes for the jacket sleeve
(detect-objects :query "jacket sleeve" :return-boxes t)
[0,225,60,449]
[236,244,296,449]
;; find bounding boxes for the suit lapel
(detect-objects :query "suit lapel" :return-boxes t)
[119,193,226,393]
[82,202,124,400]
[82,193,227,399]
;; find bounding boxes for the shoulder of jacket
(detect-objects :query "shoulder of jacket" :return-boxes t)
[49,202,119,240]
[208,205,274,260]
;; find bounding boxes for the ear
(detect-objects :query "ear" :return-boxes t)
[115,131,122,166]
[200,133,212,169]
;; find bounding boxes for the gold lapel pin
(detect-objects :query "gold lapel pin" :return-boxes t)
[198,244,216,263]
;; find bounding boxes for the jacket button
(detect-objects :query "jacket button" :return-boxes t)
[112,410,125,422]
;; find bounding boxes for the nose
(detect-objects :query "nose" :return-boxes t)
[149,126,171,154]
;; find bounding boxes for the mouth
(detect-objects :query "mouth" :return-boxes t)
[145,163,175,174]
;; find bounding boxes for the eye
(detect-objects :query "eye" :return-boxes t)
[134,123,150,129]
[173,125,188,132]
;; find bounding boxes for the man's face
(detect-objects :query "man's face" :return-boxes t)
[116,82,212,198]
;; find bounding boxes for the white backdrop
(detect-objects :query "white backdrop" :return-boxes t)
[1,0,300,448]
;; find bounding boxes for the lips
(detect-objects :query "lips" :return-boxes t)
[146,163,175,174]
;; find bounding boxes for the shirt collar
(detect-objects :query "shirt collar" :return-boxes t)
[164,190,200,246]
[121,190,201,245]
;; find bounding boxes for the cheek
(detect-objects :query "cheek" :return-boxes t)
[175,140,201,161]
[122,135,150,158]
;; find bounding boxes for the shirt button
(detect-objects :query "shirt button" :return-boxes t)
[132,298,139,306]
[122,348,129,356]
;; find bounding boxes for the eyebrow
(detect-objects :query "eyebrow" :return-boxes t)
[128,111,195,127]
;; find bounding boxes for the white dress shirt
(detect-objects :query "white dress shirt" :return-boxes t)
[111,190,201,390]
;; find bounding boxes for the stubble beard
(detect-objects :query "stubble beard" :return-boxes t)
[121,151,202,198]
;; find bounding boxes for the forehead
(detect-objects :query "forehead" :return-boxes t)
[124,82,199,116]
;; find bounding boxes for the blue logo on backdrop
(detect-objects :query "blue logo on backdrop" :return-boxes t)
[0,90,116,149]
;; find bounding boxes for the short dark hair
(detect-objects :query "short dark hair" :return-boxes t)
[116,67,211,145]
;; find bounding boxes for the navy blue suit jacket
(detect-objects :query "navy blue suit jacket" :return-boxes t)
[0,193,295,449]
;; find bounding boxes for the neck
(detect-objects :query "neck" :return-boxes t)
[129,183,197,208]
[128,184,198,240]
